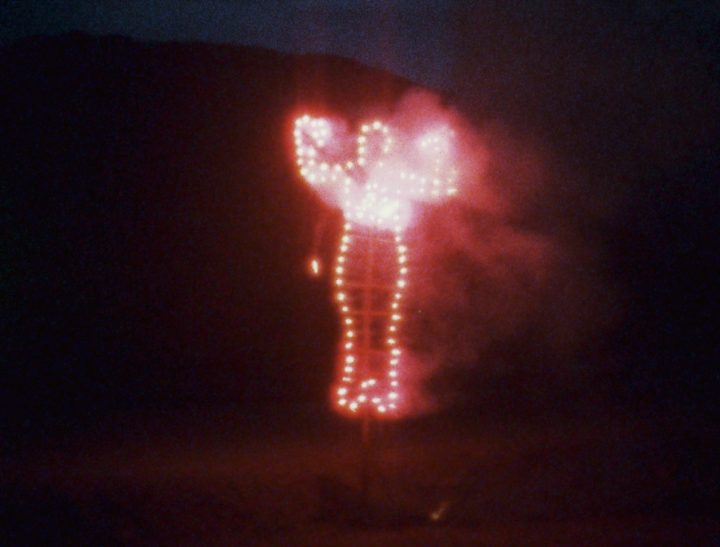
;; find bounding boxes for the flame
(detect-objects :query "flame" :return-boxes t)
[308,257,321,277]
[293,113,459,418]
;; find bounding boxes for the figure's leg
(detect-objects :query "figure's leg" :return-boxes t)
[333,221,357,414]
[332,222,406,418]
[382,229,407,414]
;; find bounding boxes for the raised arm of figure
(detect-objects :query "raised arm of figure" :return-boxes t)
[293,114,349,187]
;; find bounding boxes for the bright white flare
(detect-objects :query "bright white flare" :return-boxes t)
[294,114,458,230]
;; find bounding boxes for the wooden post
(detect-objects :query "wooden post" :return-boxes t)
[359,230,376,517]
[346,228,396,520]
[360,408,372,516]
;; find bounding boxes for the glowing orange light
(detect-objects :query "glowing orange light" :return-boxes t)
[308,257,321,276]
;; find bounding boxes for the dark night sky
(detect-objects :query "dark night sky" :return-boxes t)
[3,1,717,97]
[3,0,459,90]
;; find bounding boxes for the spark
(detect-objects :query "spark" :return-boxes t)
[308,257,321,276]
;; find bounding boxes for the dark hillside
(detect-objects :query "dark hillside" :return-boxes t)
[2,32,719,440]
[1,33,413,434]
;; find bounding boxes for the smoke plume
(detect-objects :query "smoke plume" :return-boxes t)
[394,90,618,413]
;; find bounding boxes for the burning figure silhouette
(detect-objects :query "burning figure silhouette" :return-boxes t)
[293,113,457,417]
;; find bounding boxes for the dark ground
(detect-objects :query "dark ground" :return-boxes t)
[3,407,719,545]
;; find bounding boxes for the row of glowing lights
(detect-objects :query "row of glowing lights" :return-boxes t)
[333,221,408,415]
[293,115,458,228]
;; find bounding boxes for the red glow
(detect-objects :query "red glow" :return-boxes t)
[293,114,458,230]
[293,112,459,418]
